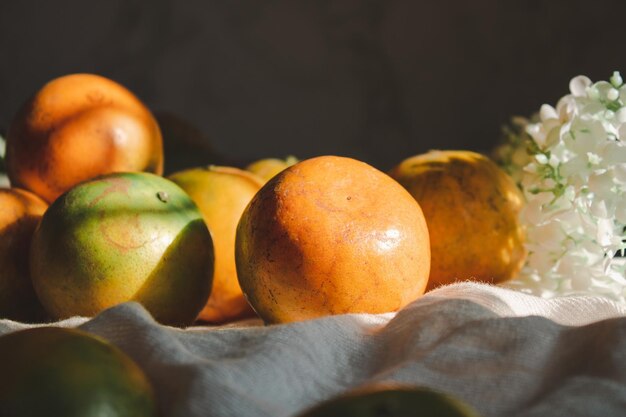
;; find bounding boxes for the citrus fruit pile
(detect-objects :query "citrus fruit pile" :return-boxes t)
[0,72,525,416]
[0,72,527,326]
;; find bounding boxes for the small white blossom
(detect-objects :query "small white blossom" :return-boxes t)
[548,154,560,167]
[611,71,623,88]
[587,152,602,165]
[540,104,559,121]
[535,154,548,164]
[570,75,592,97]
[497,72,626,304]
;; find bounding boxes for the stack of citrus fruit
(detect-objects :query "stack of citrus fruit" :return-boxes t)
[1,74,214,327]
[0,72,524,415]
[0,72,527,326]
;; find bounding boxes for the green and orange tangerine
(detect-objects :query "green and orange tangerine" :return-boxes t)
[30,172,214,326]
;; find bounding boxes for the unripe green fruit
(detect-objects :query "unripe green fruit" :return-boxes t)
[30,172,214,326]
[297,385,482,417]
[0,327,157,417]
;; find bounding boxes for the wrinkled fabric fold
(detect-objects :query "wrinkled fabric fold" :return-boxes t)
[1,282,625,417]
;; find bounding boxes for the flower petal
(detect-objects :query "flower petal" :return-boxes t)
[570,75,592,97]
[540,104,559,121]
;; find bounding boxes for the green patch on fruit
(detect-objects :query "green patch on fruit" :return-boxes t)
[297,385,482,417]
[0,327,156,417]
[30,172,214,326]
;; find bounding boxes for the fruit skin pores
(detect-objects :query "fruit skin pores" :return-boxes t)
[390,150,526,291]
[30,172,214,327]
[6,73,163,203]
[169,166,263,323]
[236,155,431,324]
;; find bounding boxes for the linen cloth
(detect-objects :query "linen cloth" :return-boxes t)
[2,282,626,417]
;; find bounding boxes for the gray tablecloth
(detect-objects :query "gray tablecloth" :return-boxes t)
[2,282,626,417]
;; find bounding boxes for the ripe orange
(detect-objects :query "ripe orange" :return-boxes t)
[0,327,156,417]
[30,172,213,326]
[0,188,48,322]
[246,156,298,183]
[236,155,431,324]
[6,73,163,203]
[389,150,526,290]
[169,166,263,323]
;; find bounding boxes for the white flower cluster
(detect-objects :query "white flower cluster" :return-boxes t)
[503,72,626,303]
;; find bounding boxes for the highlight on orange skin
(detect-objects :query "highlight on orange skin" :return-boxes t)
[6,73,163,203]
[236,155,431,324]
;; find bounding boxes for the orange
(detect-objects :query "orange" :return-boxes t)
[30,172,213,326]
[297,385,481,417]
[0,327,156,417]
[236,155,431,324]
[169,166,263,323]
[6,73,163,203]
[389,150,526,290]
[0,188,48,322]
[246,156,298,183]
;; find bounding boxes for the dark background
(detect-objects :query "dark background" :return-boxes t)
[2,1,625,171]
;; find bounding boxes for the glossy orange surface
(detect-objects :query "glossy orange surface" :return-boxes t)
[6,73,163,203]
[236,155,431,324]
[390,150,526,290]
